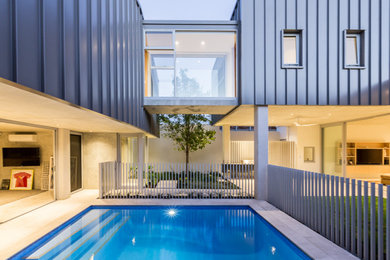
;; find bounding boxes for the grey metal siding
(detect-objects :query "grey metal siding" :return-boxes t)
[0,0,158,135]
[231,0,255,105]
[237,0,390,106]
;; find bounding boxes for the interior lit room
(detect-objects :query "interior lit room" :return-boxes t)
[0,122,55,223]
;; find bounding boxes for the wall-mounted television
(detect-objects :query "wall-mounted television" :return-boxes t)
[2,148,40,167]
[356,149,382,165]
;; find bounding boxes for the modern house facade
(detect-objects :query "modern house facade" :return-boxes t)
[0,0,157,204]
[0,0,389,205]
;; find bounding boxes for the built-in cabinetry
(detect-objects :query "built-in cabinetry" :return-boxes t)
[337,142,390,166]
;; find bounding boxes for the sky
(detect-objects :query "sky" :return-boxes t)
[138,0,238,20]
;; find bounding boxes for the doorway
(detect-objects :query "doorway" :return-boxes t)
[70,134,82,192]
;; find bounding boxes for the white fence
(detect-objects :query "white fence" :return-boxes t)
[268,165,389,260]
[229,140,295,168]
[268,141,295,168]
[230,141,254,163]
[99,162,254,199]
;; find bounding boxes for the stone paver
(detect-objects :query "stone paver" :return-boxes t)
[0,189,358,259]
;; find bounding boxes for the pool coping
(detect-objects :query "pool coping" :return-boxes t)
[0,190,358,259]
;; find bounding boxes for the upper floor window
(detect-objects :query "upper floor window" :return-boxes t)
[145,31,174,49]
[344,30,365,69]
[282,30,303,68]
[144,30,236,98]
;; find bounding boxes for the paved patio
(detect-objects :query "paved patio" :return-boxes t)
[0,189,358,259]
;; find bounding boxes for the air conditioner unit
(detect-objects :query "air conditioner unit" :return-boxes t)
[8,133,38,142]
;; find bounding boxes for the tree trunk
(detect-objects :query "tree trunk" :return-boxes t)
[185,146,189,175]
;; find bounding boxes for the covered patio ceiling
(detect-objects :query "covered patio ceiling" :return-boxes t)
[0,78,154,136]
[214,105,390,127]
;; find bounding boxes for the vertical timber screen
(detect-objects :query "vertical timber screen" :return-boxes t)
[268,165,389,260]
[99,162,254,199]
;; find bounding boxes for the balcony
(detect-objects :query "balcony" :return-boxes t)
[143,26,238,114]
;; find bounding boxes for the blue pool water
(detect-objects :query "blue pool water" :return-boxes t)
[11,206,310,260]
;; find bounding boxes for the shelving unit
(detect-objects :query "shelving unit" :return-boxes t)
[337,142,390,166]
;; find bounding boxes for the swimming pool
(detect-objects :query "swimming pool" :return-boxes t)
[11,206,310,259]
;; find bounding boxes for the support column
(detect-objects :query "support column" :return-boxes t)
[116,133,121,162]
[138,134,145,192]
[222,125,231,163]
[342,122,347,177]
[254,106,268,200]
[55,129,71,200]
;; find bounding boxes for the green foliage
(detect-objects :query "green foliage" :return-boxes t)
[159,114,216,163]
[145,170,238,190]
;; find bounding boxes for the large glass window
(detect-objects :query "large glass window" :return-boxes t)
[144,31,236,98]
[322,125,343,176]
[145,51,175,97]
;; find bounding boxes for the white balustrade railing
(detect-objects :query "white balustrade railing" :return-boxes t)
[99,162,254,199]
[268,165,389,260]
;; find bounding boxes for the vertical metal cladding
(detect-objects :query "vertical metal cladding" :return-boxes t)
[0,0,158,135]
[236,0,390,106]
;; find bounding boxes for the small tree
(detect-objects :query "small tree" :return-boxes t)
[159,114,216,172]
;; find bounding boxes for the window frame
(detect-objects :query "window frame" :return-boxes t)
[344,30,365,69]
[144,29,237,98]
[144,30,175,50]
[281,29,304,69]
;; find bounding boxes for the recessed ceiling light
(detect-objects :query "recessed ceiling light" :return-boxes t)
[201,41,205,45]
[175,41,179,45]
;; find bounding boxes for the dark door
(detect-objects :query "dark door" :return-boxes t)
[70,134,82,192]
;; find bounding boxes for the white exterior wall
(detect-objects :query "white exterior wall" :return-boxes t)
[149,126,262,163]
[287,125,322,173]
[82,133,117,189]
[55,129,71,199]
[149,126,224,163]
[149,126,285,164]
[254,106,268,200]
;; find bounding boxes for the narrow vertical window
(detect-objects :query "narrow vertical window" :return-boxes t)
[344,30,365,69]
[282,30,302,68]
[283,36,297,64]
[345,36,358,65]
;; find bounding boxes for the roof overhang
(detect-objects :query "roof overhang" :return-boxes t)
[0,78,155,136]
[214,105,390,127]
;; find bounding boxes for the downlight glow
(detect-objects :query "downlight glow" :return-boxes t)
[168,209,176,216]
[165,208,178,218]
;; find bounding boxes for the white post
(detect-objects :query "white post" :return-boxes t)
[138,134,145,193]
[222,125,231,163]
[55,129,71,200]
[254,106,268,200]
[342,122,347,178]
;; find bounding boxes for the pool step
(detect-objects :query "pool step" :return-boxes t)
[51,212,120,260]
[26,209,109,259]
[72,215,130,260]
